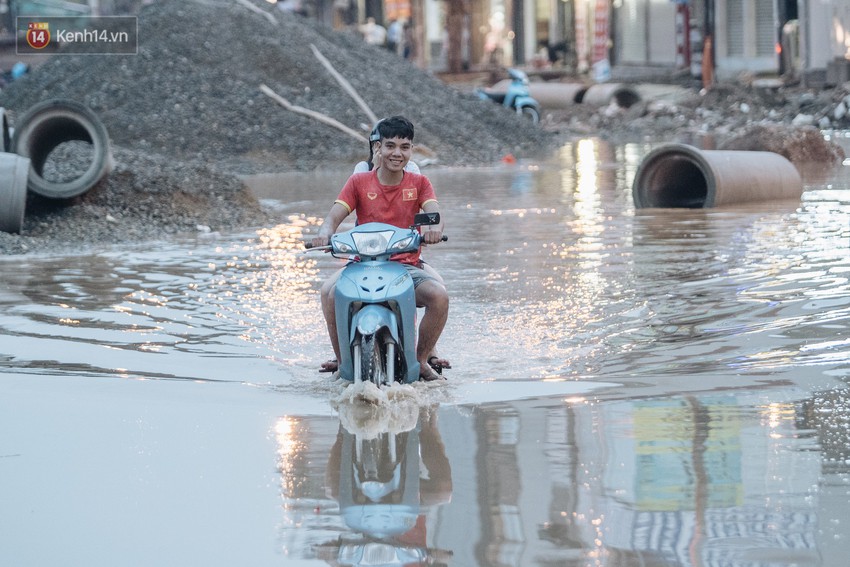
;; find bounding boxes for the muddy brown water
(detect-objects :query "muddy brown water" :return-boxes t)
[2,139,850,566]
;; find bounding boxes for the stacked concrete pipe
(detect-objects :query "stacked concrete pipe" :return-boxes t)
[0,100,112,234]
[1,107,9,152]
[579,83,641,108]
[0,152,30,234]
[11,99,113,200]
[489,80,641,110]
[0,107,30,234]
[632,143,803,208]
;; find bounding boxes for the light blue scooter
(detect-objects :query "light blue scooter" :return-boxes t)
[316,213,443,385]
[476,68,541,124]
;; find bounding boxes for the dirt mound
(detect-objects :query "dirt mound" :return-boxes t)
[0,0,551,172]
[719,124,845,164]
[0,0,556,254]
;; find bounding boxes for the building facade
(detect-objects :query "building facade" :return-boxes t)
[331,0,850,85]
[7,0,849,84]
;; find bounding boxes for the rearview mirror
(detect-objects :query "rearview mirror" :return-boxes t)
[413,212,440,226]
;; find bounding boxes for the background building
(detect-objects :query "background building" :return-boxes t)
[5,0,850,86]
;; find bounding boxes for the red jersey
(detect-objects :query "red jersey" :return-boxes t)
[335,170,438,265]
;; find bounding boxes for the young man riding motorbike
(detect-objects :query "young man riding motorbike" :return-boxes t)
[311,116,449,381]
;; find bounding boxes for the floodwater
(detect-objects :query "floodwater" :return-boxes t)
[2,138,850,566]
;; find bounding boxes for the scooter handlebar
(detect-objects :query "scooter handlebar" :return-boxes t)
[304,234,446,250]
[423,235,448,244]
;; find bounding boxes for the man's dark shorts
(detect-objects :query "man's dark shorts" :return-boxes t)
[406,263,437,288]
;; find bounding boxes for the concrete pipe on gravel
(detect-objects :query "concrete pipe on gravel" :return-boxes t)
[0,108,10,153]
[526,82,587,109]
[491,80,587,109]
[487,80,641,110]
[632,143,803,208]
[579,83,642,108]
[11,99,113,199]
[0,153,30,233]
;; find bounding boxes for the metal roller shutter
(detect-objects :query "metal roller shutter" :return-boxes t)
[619,0,648,64]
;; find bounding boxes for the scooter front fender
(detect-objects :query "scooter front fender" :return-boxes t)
[349,304,400,346]
[333,261,420,383]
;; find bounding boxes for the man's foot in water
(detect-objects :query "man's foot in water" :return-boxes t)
[323,356,448,379]
[427,354,451,375]
[419,363,445,381]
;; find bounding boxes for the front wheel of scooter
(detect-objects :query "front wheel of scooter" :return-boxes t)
[359,333,386,387]
[519,105,540,124]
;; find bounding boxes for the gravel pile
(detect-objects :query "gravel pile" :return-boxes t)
[0,0,846,255]
[0,148,274,255]
[0,0,556,255]
[0,0,551,172]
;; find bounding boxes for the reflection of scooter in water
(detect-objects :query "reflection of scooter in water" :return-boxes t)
[319,406,453,566]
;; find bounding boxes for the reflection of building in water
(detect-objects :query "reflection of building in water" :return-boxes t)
[434,392,823,566]
[276,416,344,561]
[276,390,831,566]
[477,406,523,565]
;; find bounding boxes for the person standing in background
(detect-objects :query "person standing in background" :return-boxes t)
[387,18,403,55]
[360,17,387,47]
[402,20,416,60]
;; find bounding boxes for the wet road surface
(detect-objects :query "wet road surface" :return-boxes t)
[2,139,850,566]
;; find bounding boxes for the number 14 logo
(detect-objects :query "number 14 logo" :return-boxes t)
[26,22,50,50]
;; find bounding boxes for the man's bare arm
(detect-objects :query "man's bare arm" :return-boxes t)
[421,200,443,245]
[311,203,350,247]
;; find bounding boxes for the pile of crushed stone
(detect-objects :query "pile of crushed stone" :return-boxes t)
[0,148,275,255]
[0,0,556,254]
[0,0,847,255]
[0,0,552,173]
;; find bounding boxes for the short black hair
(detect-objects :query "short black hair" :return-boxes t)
[376,116,414,142]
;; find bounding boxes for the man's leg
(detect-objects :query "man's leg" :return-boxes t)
[414,279,449,380]
[419,263,451,370]
[319,269,343,371]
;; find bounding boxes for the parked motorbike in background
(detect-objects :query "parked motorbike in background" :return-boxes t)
[476,68,541,124]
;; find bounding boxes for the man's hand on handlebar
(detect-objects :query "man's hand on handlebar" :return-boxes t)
[421,228,444,245]
[309,233,331,250]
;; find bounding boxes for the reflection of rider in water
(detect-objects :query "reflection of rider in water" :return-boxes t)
[319,407,453,565]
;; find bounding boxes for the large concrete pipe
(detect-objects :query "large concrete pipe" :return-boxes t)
[0,108,10,152]
[0,153,30,233]
[579,83,641,108]
[11,99,113,199]
[491,79,587,109]
[632,143,803,208]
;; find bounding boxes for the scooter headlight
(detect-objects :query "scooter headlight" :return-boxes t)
[352,231,394,256]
